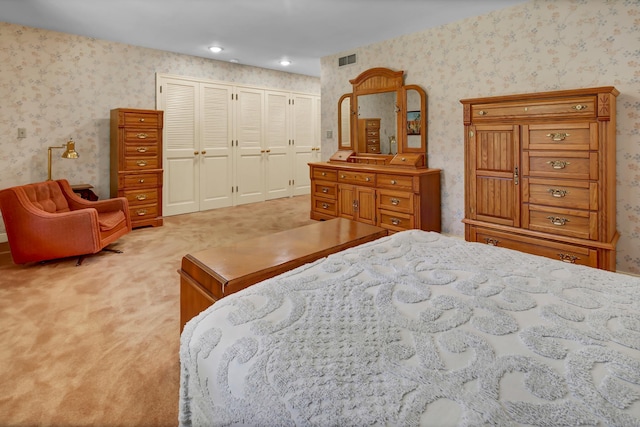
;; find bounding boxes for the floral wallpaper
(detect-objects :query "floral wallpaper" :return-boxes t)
[320,0,640,274]
[0,21,319,241]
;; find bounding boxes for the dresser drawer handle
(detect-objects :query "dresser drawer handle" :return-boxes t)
[365,177,371,182]
[546,132,570,141]
[321,203,329,209]
[478,110,487,116]
[136,133,148,139]
[547,216,569,226]
[390,218,401,226]
[136,194,147,201]
[136,209,148,216]
[341,174,346,179]
[390,179,397,185]
[321,187,329,193]
[138,178,145,183]
[546,160,570,169]
[136,160,148,167]
[136,147,148,153]
[548,188,568,198]
[485,238,500,246]
[321,172,327,176]
[558,253,579,263]
[390,198,400,206]
[571,104,588,111]
[139,118,145,122]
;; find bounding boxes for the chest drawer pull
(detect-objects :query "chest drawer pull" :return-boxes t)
[136,147,148,153]
[321,187,329,193]
[478,110,487,116]
[547,216,569,226]
[572,104,588,111]
[485,238,500,246]
[390,198,400,206]
[136,133,148,139]
[139,118,145,122]
[558,253,579,263]
[546,160,570,169]
[390,217,401,226]
[136,209,148,216]
[390,179,397,185]
[136,194,147,201]
[365,177,371,182]
[341,174,346,179]
[321,172,327,176]
[548,188,568,198]
[136,160,148,167]
[138,178,145,183]
[321,203,329,209]
[546,132,570,141]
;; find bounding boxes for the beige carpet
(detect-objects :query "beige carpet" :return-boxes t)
[0,195,314,427]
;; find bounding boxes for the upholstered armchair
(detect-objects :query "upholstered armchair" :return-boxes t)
[0,179,132,265]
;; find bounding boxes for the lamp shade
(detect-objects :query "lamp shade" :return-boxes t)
[61,140,79,159]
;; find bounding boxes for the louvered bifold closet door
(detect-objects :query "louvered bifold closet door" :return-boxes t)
[265,90,291,200]
[234,87,265,205]
[291,94,316,196]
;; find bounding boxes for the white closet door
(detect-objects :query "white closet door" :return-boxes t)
[292,94,315,196]
[313,96,322,162]
[234,87,265,205]
[200,83,233,210]
[159,77,200,216]
[265,91,291,200]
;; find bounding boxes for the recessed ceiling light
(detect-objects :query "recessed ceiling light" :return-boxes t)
[208,46,223,53]
[279,60,291,66]
[230,59,239,63]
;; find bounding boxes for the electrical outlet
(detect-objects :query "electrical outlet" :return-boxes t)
[326,130,333,139]
[17,128,26,138]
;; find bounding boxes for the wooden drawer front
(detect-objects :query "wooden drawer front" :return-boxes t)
[338,171,375,186]
[124,157,159,171]
[312,181,337,200]
[130,204,158,220]
[312,168,337,182]
[473,227,597,268]
[366,128,380,138]
[524,178,597,210]
[471,96,596,121]
[525,123,595,151]
[379,210,414,232]
[124,141,159,157]
[122,172,160,188]
[378,190,414,214]
[377,174,414,191]
[123,111,160,127]
[365,119,380,128]
[312,197,337,216]
[523,151,597,180]
[123,188,159,206]
[525,205,597,240]
[367,144,380,154]
[124,128,159,143]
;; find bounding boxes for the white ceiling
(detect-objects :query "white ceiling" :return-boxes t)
[1,0,527,77]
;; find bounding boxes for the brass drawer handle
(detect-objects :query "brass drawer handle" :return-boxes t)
[321,172,327,176]
[547,216,569,226]
[558,253,579,263]
[136,147,148,153]
[136,194,147,201]
[136,133,148,139]
[139,118,145,122]
[321,187,329,193]
[548,188,568,198]
[321,203,329,209]
[390,198,400,206]
[138,178,145,183]
[365,177,371,182]
[546,132,570,141]
[485,238,499,246]
[136,160,148,167]
[546,160,570,169]
[391,218,401,226]
[572,104,587,111]
[341,174,346,179]
[390,179,397,185]
[136,209,148,216]
[478,110,487,116]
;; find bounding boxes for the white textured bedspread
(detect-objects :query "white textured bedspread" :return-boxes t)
[179,230,640,426]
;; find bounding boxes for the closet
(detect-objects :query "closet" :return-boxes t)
[156,74,320,216]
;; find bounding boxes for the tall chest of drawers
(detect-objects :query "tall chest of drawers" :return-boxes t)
[110,108,164,228]
[461,87,618,270]
[357,118,381,154]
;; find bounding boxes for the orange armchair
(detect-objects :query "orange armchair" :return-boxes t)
[0,179,132,264]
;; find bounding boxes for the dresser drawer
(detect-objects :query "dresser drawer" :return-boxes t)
[130,204,158,221]
[124,157,160,171]
[312,181,337,199]
[364,119,380,128]
[523,178,597,210]
[379,210,414,232]
[124,128,159,143]
[124,141,160,157]
[471,96,596,121]
[377,174,414,191]
[523,150,597,180]
[312,168,338,182]
[525,205,597,240]
[123,111,161,127]
[525,122,596,151]
[472,227,597,268]
[123,188,159,206]
[121,172,161,189]
[312,197,337,216]
[338,170,375,186]
[378,189,414,214]
[366,144,380,154]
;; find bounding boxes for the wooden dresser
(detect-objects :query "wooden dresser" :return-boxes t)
[461,87,618,270]
[309,162,441,233]
[110,108,164,228]
[357,118,381,154]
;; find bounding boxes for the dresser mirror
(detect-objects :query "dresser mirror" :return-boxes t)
[336,67,427,166]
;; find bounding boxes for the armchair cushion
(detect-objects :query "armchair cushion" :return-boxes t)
[0,179,132,264]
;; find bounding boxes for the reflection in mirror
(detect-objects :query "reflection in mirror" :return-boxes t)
[357,92,396,154]
[338,94,352,150]
[406,89,422,149]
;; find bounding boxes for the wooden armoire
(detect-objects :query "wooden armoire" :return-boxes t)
[461,87,618,271]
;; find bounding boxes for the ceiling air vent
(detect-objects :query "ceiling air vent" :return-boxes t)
[338,54,356,67]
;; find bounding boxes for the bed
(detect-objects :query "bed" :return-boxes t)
[179,230,640,426]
